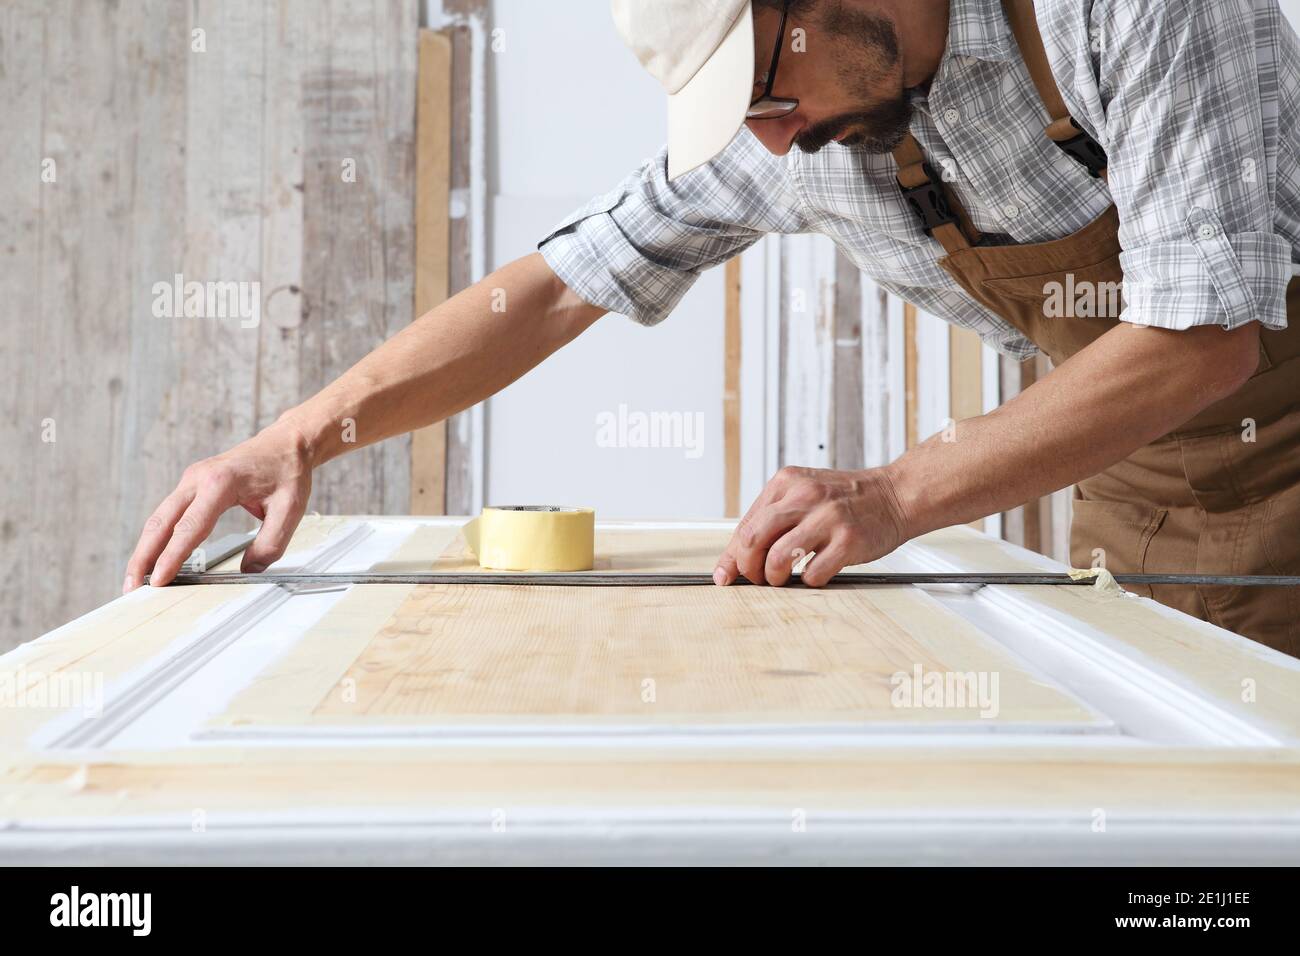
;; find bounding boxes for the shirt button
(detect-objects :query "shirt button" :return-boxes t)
[1004,203,1021,219]
[1197,223,1217,240]
[943,107,961,124]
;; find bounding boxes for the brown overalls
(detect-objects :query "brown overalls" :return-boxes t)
[891,0,1300,656]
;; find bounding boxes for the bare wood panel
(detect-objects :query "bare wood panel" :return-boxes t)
[225,579,1101,727]
[327,581,1100,724]
[410,30,453,515]
[235,518,739,577]
[723,257,742,516]
[7,749,1300,819]
[205,517,1101,730]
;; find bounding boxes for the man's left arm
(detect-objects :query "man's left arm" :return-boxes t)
[714,321,1258,586]
[715,0,1287,586]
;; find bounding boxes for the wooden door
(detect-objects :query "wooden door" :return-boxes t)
[1,517,1298,864]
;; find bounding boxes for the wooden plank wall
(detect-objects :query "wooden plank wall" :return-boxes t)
[410,30,453,515]
[432,0,489,517]
[0,0,418,648]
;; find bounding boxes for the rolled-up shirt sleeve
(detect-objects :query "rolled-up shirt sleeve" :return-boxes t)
[1088,0,1292,331]
[538,128,807,326]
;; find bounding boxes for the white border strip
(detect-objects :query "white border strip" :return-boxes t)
[43,524,374,751]
[894,532,1283,747]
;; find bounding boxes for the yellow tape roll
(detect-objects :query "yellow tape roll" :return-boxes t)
[462,505,595,572]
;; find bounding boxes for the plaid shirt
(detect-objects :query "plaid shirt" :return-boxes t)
[539,0,1299,358]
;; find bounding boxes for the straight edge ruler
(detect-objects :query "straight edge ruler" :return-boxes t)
[163,531,1300,588]
[155,571,1300,589]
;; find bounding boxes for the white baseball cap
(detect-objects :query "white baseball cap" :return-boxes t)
[611,0,755,180]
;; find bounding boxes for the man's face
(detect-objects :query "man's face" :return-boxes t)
[745,0,914,156]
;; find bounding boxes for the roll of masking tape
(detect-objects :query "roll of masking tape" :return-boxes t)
[462,505,595,572]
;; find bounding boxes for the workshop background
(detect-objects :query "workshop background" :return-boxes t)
[5,0,1299,649]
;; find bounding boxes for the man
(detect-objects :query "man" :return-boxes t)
[126,0,1300,656]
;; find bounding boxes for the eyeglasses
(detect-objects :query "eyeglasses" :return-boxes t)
[747,0,798,120]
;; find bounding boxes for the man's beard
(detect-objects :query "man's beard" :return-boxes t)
[793,95,914,154]
[793,6,914,155]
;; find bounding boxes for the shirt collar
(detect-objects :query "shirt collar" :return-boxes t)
[942,0,1016,63]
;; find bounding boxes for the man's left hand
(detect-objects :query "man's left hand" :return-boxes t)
[713,465,910,587]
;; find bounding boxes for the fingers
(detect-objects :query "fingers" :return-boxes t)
[799,536,850,588]
[124,489,194,593]
[714,468,805,586]
[735,505,804,585]
[147,482,237,588]
[241,492,307,573]
[713,551,739,586]
[765,526,822,587]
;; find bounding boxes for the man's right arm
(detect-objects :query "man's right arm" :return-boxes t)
[124,252,604,591]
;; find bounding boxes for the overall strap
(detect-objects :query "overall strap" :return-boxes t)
[893,134,982,254]
[892,0,1109,248]
[1001,0,1108,178]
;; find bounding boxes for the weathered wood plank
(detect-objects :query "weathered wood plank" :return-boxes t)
[831,252,864,471]
[948,327,983,423]
[0,0,47,647]
[442,7,487,516]
[724,257,742,515]
[257,0,308,429]
[410,30,453,515]
[4,0,420,647]
[28,0,149,647]
[998,353,1029,549]
[861,279,892,468]
[949,326,985,531]
[779,234,836,468]
[903,302,919,449]
[300,0,417,515]
[174,0,265,544]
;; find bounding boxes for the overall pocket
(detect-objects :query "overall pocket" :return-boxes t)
[1069,498,1166,598]
[978,254,1124,365]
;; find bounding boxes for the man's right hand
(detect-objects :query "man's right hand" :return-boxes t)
[123,421,314,592]
[121,254,604,594]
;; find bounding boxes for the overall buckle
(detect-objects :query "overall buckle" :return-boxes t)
[1054,128,1108,178]
[897,163,957,237]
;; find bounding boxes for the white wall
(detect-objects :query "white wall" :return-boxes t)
[482,0,727,518]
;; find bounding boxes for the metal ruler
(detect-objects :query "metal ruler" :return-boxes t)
[167,530,1300,588]
[152,569,1300,588]
[179,531,259,573]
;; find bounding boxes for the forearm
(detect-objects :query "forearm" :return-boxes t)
[273,253,604,466]
[884,322,1261,538]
